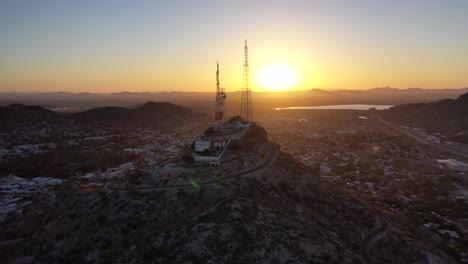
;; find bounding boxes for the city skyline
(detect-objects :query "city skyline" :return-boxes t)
[1,0,467,92]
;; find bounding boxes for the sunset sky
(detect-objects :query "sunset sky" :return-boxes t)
[1,0,467,92]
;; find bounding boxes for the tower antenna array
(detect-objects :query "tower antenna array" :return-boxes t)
[214,61,226,130]
[240,40,253,122]
[212,61,227,149]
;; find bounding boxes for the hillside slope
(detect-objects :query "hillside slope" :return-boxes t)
[0,104,58,126]
[384,92,468,143]
[0,142,453,263]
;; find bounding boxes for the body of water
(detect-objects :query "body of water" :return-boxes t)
[274,104,394,110]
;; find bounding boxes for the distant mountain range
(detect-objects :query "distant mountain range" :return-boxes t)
[1,88,467,110]
[0,101,199,127]
[384,92,468,143]
[262,87,468,107]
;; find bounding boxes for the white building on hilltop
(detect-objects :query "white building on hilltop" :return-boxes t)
[195,138,211,153]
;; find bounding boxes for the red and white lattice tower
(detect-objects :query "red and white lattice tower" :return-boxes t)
[240,40,253,122]
[212,61,226,148]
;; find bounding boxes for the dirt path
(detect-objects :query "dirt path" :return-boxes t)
[360,219,389,264]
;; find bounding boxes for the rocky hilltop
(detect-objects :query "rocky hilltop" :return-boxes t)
[0,126,454,263]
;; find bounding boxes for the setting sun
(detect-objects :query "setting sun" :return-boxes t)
[256,63,300,91]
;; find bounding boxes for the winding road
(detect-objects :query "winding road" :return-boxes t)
[360,219,389,264]
[374,117,468,159]
[106,143,279,191]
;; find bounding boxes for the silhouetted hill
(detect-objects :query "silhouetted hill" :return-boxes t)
[133,101,191,116]
[0,104,58,125]
[384,92,468,143]
[0,101,199,128]
[72,106,131,123]
[73,101,193,126]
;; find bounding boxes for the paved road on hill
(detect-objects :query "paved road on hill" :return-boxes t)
[106,144,279,191]
[360,219,389,264]
[374,117,468,159]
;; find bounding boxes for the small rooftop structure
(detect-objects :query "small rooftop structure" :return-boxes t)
[436,159,468,172]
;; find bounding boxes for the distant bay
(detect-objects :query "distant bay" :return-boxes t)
[274,104,394,110]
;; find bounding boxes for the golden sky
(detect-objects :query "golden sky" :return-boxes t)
[1,1,467,92]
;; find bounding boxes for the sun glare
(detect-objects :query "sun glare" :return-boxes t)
[257,63,300,91]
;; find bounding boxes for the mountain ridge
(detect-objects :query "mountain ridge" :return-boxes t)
[72,101,193,126]
[0,101,198,127]
[2,88,467,109]
[384,92,468,143]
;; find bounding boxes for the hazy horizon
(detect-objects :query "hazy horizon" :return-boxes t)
[1,86,468,95]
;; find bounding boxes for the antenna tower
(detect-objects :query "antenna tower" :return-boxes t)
[240,40,253,122]
[212,61,226,149]
[214,61,226,130]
